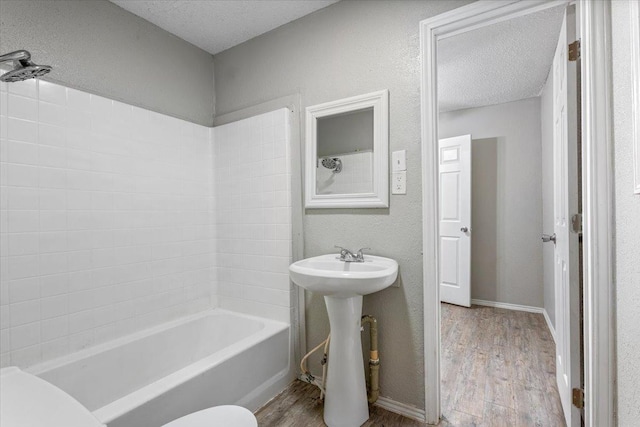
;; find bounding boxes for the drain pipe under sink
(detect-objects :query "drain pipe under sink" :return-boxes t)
[361,314,379,404]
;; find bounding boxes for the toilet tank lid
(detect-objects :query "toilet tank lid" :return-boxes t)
[0,367,106,427]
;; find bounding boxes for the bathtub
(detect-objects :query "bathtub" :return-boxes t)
[26,310,291,427]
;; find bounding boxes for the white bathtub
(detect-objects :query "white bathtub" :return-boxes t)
[26,310,291,427]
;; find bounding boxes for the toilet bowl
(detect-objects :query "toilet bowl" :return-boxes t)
[164,406,257,427]
[0,367,257,427]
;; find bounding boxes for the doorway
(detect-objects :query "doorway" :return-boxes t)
[435,4,572,420]
[418,1,617,426]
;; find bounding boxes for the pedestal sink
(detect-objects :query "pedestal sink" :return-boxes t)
[289,254,398,427]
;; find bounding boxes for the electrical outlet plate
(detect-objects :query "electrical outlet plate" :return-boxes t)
[392,171,406,194]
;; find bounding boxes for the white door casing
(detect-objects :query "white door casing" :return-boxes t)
[421,2,614,425]
[552,9,581,426]
[438,135,472,307]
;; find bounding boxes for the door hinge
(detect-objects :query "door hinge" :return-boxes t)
[571,213,583,235]
[572,388,585,409]
[569,40,581,61]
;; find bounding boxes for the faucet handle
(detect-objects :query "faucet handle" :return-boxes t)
[356,247,371,261]
[334,245,348,260]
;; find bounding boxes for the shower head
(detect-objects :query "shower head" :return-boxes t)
[321,157,343,173]
[0,50,52,82]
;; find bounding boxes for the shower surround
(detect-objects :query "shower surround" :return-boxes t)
[0,77,293,369]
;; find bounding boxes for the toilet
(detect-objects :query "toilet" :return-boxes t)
[0,367,258,427]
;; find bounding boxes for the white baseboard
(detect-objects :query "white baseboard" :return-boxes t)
[542,308,557,344]
[471,298,543,314]
[470,299,556,344]
[374,396,426,423]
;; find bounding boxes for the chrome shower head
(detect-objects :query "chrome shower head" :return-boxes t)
[321,157,343,173]
[0,50,52,82]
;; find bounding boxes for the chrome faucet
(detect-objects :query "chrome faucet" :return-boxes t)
[335,246,370,262]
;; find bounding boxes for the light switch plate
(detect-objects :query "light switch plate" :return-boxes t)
[392,171,406,194]
[392,150,407,172]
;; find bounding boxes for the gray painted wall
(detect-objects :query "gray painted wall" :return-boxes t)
[612,1,640,423]
[439,98,544,308]
[213,0,473,409]
[0,0,214,125]
[540,76,555,328]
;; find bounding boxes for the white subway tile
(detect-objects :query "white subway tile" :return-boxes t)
[66,88,90,111]
[39,145,67,168]
[2,164,38,187]
[39,253,68,276]
[8,232,39,256]
[39,210,67,232]
[39,167,67,189]
[39,231,67,253]
[7,187,39,210]
[7,139,38,164]
[41,316,68,341]
[7,78,37,99]
[8,277,40,303]
[7,117,38,145]
[39,274,68,297]
[39,188,66,210]
[38,82,66,106]
[8,94,37,121]
[7,210,39,233]
[10,322,40,349]
[10,300,40,326]
[38,123,66,148]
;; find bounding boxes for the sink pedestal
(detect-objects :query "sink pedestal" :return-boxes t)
[323,295,369,427]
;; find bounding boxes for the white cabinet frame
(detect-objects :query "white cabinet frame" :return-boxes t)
[305,90,389,209]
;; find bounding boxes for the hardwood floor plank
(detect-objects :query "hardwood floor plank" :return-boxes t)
[255,380,427,427]
[481,401,516,427]
[440,303,566,427]
[484,346,515,409]
[451,348,488,418]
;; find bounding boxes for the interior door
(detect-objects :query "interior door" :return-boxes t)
[438,135,471,307]
[552,7,581,426]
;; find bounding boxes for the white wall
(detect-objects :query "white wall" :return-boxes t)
[0,78,214,368]
[213,109,293,323]
[540,76,555,328]
[612,1,640,423]
[439,98,544,308]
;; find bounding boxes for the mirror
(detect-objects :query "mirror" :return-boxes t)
[305,90,389,208]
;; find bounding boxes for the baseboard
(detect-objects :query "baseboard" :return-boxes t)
[374,396,426,423]
[470,299,557,344]
[470,298,543,314]
[542,309,557,344]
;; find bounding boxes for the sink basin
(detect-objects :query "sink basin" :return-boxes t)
[289,254,398,427]
[289,254,398,298]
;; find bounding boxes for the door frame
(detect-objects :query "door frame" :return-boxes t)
[419,1,615,425]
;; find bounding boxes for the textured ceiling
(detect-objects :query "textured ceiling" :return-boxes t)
[438,5,566,113]
[109,0,340,55]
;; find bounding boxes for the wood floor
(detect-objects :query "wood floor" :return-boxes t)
[255,380,425,426]
[255,304,565,426]
[440,303,565,426]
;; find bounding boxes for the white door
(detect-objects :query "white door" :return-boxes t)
[552,8,581,426]
[438,135,472,307]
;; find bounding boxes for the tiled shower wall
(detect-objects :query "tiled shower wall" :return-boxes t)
[213,110,292,323]
[316,151,373,195]
[0,78,215,368]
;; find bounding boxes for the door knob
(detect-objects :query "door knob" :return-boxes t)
[460,226,469,233]
[542,233,556,244]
